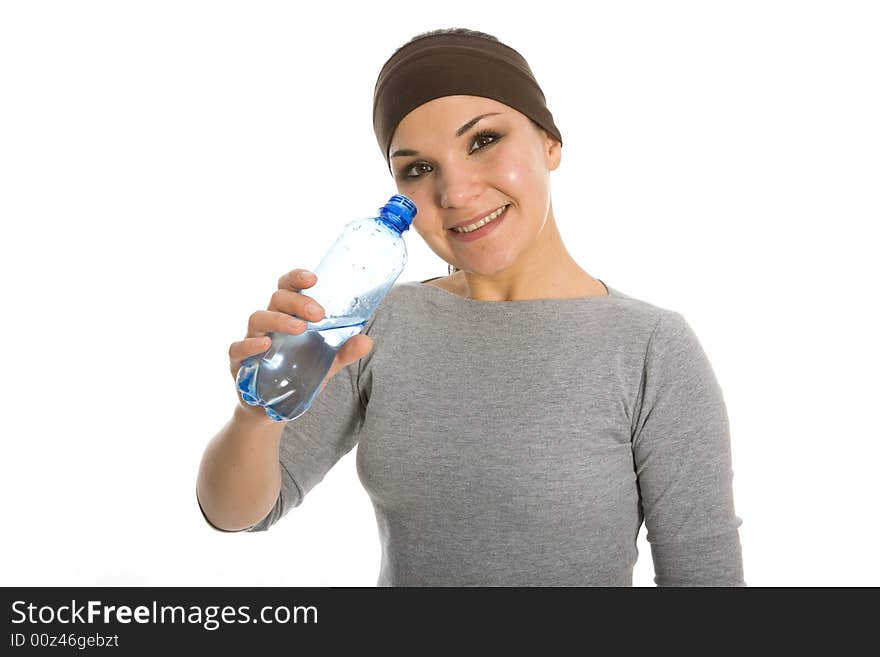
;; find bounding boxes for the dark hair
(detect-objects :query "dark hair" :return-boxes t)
[396,27,500,53]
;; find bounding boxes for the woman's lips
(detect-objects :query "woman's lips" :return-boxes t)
[447,205,510,242]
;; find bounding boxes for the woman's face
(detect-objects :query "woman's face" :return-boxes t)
[388,95,561,277]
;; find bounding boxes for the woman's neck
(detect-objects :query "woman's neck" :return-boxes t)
[451,216,607,301]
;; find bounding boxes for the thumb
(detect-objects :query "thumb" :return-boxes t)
[333,333,373,369]
[341,333,372,361]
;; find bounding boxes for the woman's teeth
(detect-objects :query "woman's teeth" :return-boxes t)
[451,205,509,233]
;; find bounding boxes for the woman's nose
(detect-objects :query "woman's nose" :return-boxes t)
[438,165,483,209]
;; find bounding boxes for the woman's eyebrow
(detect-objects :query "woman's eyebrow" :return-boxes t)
[390,113,503,158]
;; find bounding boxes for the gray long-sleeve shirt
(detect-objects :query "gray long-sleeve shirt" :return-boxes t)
[206,278,745,586]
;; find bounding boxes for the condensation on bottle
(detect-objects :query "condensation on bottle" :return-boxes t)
[236,194,416,422]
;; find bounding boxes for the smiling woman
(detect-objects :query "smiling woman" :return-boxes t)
[200,27,746,588]
[372,29,610,301]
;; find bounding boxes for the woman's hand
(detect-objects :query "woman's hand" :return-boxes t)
[227,269,373,422]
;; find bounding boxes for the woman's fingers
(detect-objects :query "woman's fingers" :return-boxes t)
[267,289,325,322]
[228,336,272,377]
[229,336,271,361]
[277,269,316,291]
[245,309,307,339]
[229,269,325,411]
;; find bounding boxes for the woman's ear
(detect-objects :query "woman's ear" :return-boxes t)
[545,133,562,172]
[533,122,562,171]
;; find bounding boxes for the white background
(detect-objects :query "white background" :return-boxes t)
[1,1,877,587]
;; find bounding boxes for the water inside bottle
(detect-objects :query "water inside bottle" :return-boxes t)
[237,318,365,422]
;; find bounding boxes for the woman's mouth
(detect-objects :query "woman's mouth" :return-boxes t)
[448,204,510,242]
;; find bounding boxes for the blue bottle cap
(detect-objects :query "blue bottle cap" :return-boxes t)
[379,194,417,234]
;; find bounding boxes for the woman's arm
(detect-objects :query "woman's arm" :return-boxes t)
[631,311,746,586]
[197,406,286,532]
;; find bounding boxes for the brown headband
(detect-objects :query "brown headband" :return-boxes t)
[372,33,563,169]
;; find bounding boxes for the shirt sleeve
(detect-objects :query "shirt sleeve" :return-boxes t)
[631,311,746,586]
[244,351,367,532]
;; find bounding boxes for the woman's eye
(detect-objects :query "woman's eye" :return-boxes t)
[469,131,500,153]
[401,131,501,180]
[403,162,432,179]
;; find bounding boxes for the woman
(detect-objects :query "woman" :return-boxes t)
[197,28,746,587]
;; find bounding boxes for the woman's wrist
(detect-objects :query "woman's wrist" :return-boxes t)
[232,404,285,436]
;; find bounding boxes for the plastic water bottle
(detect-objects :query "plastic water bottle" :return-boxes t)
[236,194,416,422]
